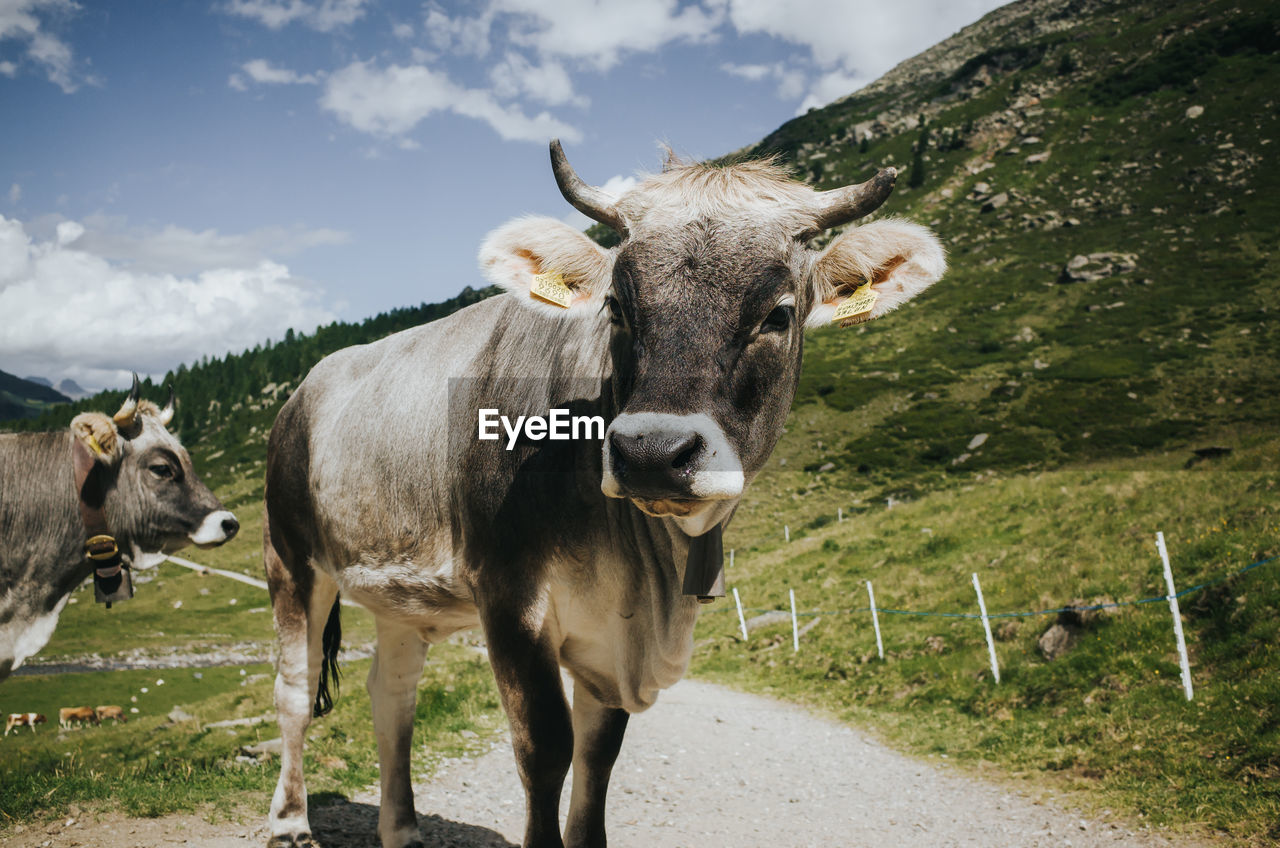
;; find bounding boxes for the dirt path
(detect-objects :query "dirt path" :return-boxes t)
[5,679,1195,848]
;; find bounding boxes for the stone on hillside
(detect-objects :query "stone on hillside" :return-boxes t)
[972,181,991,196]
[1057,251,1138,283]
[1185,105,1204,119]
[1026,151,1051,164]
[817,462,835,473]
[1038,623,1079,660]
[981,192,1008,213]
[966,433,989,450]
[1012,326,1036,343]
[241,737,283,758]
[167,707,195,724]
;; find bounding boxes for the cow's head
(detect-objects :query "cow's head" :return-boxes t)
[70,378,238,558]
[480,141,945,535]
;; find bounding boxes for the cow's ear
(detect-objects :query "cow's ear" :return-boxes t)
[71,413,122,465]
[805,219,946,329]
[479,216,614,315]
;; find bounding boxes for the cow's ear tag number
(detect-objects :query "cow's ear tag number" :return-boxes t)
[530,271,573,309]
[831,282,878,327]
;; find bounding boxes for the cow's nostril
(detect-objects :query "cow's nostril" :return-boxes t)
[671,441,700,470]
[222,517,240,539]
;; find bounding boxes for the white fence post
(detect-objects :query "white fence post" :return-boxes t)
[729,548,734,570]
[784,525,790,543]
[866,581,884,660]
[838,507,843,523]
[1156,532,1194,701]
[972,573,1000,683]
[732,587,749,641]
[789,588,799,653]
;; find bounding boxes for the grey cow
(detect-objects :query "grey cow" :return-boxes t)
[263,141,945,848]
[0,379,239,680]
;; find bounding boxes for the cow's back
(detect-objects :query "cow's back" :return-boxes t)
[268,293,608,585]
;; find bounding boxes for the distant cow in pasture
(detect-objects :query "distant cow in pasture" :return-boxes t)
[95,705,127,723]
[262,140,945,847]
[4,712,45,735]
[59,706,98,728]
[0,378,239,681]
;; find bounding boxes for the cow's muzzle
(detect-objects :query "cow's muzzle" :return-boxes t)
[601,412,743,506]
[189,510,240,547]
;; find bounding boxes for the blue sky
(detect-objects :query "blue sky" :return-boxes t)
[1,0,1006,390]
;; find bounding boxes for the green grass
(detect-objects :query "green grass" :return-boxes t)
[0,643,504,827]
[698,438,1280,845]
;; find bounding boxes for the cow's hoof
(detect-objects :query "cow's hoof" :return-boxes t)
[266,834,317,848]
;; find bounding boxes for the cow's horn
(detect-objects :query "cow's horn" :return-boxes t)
[113,373,142,427]
[550,139,628,237]
[811,167,898,231]
[159,385,176,427]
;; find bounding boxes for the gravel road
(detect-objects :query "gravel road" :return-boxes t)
[4,679,1197,848]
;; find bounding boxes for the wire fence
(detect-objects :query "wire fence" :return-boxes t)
[706,551,1276,621]
[706,535,1276,700]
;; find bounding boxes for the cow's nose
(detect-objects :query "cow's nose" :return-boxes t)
[609,428,704,497]
[221,515,240,541]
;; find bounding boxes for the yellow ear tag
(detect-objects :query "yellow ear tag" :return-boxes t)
[530,271,573,309]
[85,433,105,457]
[831,282,878,327]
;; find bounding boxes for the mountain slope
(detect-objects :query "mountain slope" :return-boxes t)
[0,369,71,421]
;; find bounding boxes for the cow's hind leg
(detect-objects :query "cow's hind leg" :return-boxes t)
[265,521,339,848]
[367,619,429,848]
[564,685,629,848]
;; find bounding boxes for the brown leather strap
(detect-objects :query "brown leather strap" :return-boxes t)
[71,439,122,574]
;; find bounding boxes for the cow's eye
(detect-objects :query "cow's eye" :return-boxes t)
[605,295,625,326]
[149,463,174,480]
[760,305,792,333]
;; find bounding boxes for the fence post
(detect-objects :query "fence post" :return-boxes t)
[866,581,884,660]
[732,587,749,641]
[789,588,799,653]
[838,507,843,523]
[972,573,1000,683]
[1156,532,1194,701]
[784,525,790,543]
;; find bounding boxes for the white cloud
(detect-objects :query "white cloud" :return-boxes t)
[494,0,723,70]
[392,21,413,40]
[721,60,805,99]
[424,7,493,57]
[0,215,337,389]
[320,60,581,143]
[490,52,586,108]
[51,213,350,276]
[0,0,93,93]
[798,68,868,113]
[55,219,82,244]
[235,58,319,87]
[221,0,369,32]
[722,0,1008,109]
[6,183,19,206]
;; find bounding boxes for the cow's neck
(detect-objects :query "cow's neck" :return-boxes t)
[0,432,99,675]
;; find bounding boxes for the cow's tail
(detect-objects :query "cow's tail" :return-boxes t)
[313,596,342,718]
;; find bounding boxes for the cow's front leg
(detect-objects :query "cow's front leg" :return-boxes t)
[481,602,573,848]
[368,619,429,848]
[564,683,629,848]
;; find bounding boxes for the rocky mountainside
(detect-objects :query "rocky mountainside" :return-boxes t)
[724,0,1278,517]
